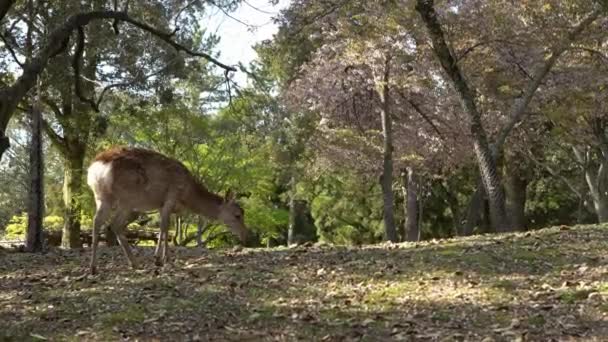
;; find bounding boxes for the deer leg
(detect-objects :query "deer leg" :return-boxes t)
[110,210,139,269]
[154,229,163,260]
[156,204,173,266]
[90,201,111,275]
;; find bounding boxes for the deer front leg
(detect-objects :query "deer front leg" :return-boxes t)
[90,202,111,275]
[111,210,139,270]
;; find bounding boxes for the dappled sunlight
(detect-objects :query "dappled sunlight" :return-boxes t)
[2,225,608,340]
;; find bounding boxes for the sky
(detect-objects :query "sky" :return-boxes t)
[203,0,291,85]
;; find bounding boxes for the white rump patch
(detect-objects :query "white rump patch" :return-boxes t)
[87,161,113,190]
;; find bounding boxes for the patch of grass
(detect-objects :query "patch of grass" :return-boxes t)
[100,304,145,326]
[363,282,417,307]
[492,279,518,292]
[431,310,451,323]
[558,289,593,304]
[597,282,608,294]
[528,314,546,327]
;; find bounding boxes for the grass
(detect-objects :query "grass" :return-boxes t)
[1,224,608,340]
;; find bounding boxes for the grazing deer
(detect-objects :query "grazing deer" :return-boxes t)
[86,146,251,275]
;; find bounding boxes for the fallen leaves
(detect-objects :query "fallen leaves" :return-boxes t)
[1,225,608,340]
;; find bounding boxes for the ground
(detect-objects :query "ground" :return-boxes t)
[1,225,608,341]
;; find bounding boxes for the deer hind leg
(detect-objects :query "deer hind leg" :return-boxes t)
[155,202,174,266]
[90,201,112,275]
[110,210,139,269]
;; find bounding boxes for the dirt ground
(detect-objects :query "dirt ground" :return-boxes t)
[1,225,608,341]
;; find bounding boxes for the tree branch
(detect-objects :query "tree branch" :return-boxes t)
[41,96,63,118]
[72,26,99,111]
[525,152,583,199]
[0,0,15,23]
[0,33,24,67]
[41,119,68,155]
[492,8,602,152]
[405,97,444,140]
[0,10,236,133]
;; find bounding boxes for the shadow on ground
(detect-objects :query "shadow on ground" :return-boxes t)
[1,225,608,341]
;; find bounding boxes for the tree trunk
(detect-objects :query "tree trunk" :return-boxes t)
[24,0,44,253]
[462,182,484,236]
[472,139,509,232]
[380,56,398,243]
[414,0,595,233]
[400,170,407,241]
[405,167,420,242]
[584,165,608,223]
[287,174,297,245]
[196,217,204,247]
[505,168,527,230]
[26,92,44,253]
[61,149,85,248]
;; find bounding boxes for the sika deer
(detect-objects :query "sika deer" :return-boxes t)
[86,146,250,275]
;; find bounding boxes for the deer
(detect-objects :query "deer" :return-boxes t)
[86,146,251,275]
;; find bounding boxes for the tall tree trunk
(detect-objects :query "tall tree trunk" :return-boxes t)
[443,184,461,236]
[405,167,420,242]
[24,0,44,253]
[462,182,484,236]
[473,139,509,232]
[380,56,398,242]
[584,164,608,223]
[26,90,44,252]
[415,0,598,233]
[573,144,608,223]
[287,173,297,245]
[415,1,508,232]
[400,173,407,241]
[505,167,527,230]
[61,148,85,248]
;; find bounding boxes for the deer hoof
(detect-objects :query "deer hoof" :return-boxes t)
[90,266,97,275]
[154,259,163,267]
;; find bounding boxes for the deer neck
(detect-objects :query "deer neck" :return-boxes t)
[185,181,224,219]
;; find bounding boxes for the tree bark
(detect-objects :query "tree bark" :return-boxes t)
[505,166,527,230]
[25,92,44,253]
[0,0,15,22]
[61,148,85,248]
[24,0,44,253]
[462,182,484,236]
[415,0,509,232]
[287,173,297,245]
[404,167,420,242]
[379,56,398,243]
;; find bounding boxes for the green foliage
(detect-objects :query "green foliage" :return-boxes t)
[2,213,92,240]
[242,196,289,245]
[304,173,384,245]
[4,213,27,239]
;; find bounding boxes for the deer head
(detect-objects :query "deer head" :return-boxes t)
[217,191,250,245]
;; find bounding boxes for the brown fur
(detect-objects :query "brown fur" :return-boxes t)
[87,146,249,274]
[93,146,223,210]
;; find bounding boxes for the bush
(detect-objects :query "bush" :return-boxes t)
[2,213,92,239]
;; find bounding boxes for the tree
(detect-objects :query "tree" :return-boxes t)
[0,0,238,162]
[414,0,603,231]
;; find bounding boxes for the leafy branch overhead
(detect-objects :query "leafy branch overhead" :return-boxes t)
[69,10,237,112]
[0,4,237,155]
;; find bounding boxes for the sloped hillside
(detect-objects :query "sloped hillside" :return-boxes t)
[1,225,608,341]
